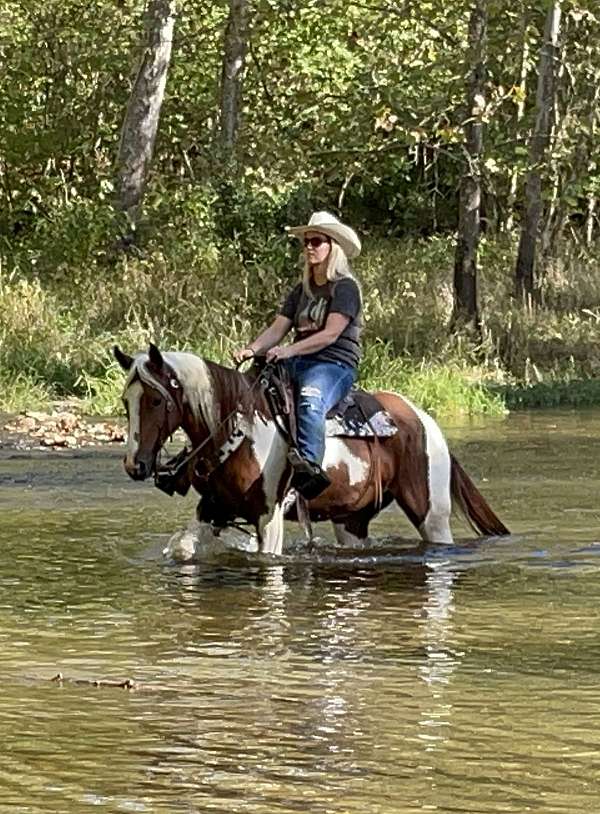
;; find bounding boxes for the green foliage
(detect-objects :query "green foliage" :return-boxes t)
[0,273,84,393]
[501,379,600,410]
[4,185,600,417]
[359,341,506,417]
[2,0,600,418]
[0,368,53,412]
[76,363,126,417]
[3,0,600,242]
[0,0,143,235]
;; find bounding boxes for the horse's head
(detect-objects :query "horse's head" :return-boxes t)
[114,343,185,481]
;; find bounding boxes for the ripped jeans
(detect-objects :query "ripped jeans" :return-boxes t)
[282,357,356,466]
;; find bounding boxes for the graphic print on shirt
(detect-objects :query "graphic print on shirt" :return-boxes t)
[296,295,329,334]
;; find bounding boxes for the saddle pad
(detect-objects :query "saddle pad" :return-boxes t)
[325,389,398,438]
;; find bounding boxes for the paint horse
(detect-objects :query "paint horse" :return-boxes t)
[114,344,509,556]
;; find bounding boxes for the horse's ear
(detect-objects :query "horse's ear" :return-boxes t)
[113,345,134,371]
[148,342,164,371]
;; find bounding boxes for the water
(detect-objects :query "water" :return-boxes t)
[1,410,600,813]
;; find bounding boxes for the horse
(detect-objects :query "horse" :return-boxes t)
[114,343,509,557]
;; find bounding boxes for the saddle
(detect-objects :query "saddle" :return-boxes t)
[256,360,398,440]
[325,390,398,438]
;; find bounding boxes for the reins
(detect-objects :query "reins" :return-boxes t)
[257,361,296,446]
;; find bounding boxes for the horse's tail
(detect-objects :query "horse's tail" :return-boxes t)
[450,454,510,537]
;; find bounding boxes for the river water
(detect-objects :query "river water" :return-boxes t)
[1,410,600,813]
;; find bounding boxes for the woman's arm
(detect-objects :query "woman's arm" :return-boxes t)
[234,315,293,363]
[266,313,350,361]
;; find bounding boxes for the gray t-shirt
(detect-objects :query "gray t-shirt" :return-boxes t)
[280,278,362,368]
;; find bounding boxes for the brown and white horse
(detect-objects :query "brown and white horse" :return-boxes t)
[114,344,509,556]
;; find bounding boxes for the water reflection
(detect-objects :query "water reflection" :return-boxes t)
[4,411,600,812]
[311,581,371,769]
[417,558,457,757]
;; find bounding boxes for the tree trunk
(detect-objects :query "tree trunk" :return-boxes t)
[505,8,530,233]
[515,2,562,300]
[219,0,249,153]
[585,196,597,246]
[540,35,567,261]
[452,0,486,329]
[115,0,176,238]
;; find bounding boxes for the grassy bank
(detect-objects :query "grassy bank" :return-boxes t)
[2,195,600,417]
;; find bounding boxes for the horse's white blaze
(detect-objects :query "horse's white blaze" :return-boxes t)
[124,380,143,467]
[396,395,453,544]
[322,438,369,486]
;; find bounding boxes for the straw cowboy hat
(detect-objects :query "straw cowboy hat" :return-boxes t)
[286,211,361,259]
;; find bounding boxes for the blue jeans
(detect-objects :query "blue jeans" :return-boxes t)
[282,357,356,466]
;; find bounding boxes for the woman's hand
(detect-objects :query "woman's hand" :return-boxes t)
[266,345,293,362]
[232,346,255,365]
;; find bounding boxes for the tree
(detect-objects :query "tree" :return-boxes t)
[504,7,531,233]
[515,1,562,299]
[452,0,487,328]
[219,0,250,154]
[115,0,177,239]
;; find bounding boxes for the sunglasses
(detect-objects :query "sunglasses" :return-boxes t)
[303,235,331,249]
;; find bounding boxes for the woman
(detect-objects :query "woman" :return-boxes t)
[234,211,362,500]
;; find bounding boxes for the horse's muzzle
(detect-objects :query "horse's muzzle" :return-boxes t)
[124,458,151,480]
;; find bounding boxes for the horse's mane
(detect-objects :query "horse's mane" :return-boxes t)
[202,358,269,429]
[128,351,268,434]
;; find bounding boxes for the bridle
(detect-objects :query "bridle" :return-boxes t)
[133,361,186,452]
[143,359,278,489]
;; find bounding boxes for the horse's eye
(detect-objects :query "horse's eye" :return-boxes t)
[152,397,162,408]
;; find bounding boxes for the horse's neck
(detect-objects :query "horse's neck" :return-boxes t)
[180,361,258,447]
[180,406,211,447]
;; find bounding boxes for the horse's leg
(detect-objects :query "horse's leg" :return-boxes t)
[413,407,453,544]
[244,417,291,557]
[163,514,221,561]
[332,505,375,546]
[258,491,317,555]
[389,455,453,544]
[375,395,454,544]
[257,501,286,556]
[389,418,453,544]
[281,490,315,544]
[419,506,453,544]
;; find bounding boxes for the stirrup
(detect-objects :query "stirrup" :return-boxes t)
[287,447,309,471]
[287,457,331,501]
[291,470,331,500]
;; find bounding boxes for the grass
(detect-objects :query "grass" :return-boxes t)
[3,193,600,417]
[358,341,506,417]
[0,368,54,413]
[499,379,600,410]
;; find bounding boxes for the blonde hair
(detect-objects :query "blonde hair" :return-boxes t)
[301,240,361,299]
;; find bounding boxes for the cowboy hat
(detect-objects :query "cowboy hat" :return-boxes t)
[285,211,361,259]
